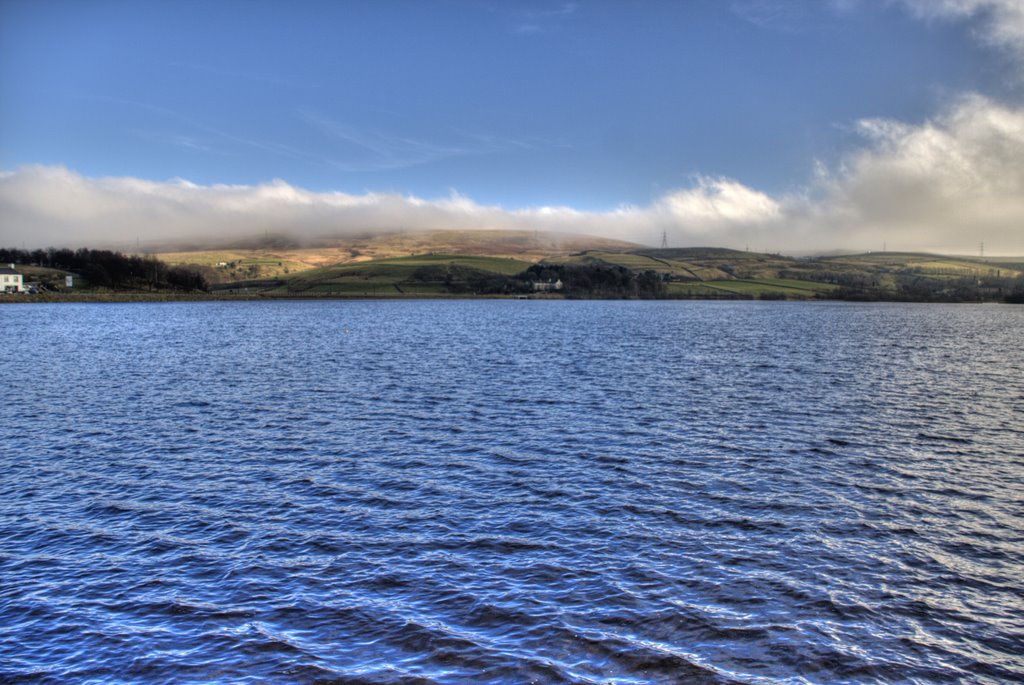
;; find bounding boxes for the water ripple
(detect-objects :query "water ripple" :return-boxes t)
[2,301,1023,683]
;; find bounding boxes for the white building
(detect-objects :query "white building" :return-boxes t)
[0,264,24,293]
[533,278,563,292]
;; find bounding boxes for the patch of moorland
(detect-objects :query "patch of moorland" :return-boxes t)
[6,238,1024,303]
[783,253,1023,301]
[156,250,316,283]
[212,254,536,297]
[158,230,642,284]
[203,247,1024,302]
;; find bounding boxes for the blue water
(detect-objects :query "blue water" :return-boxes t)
[1,300,1022,684]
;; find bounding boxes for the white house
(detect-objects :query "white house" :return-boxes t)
[0,264,24,293]
[533,278,563,292]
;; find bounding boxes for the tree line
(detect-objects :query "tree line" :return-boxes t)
[412,262,669,298]
[521,263,666,298]
[0,247,208,292]
[779,266,1024,303]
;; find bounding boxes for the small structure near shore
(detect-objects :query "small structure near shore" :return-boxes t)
[533,278,563,292]
[0,264,24,293]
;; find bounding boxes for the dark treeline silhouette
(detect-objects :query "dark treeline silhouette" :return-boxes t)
[779,266,1024,303]
[405,262,667,298]
[0,247,208,292]
[826,274,1024,303]
[521,263,666,298]
[408,264,515,295]
[1004,283,1024,303]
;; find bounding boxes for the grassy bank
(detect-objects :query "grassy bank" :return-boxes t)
[5,244,1023,303]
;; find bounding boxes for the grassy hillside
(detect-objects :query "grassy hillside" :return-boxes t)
[159,229,641,284]
[560,251,731,281]
[555,248,1023,301]
[212,249,842,300]
[214,254,535,297]
[777,253,1022,299]
[562,249,828,298]
[19,233,1019,302]
[666,278,838,299]
[819,252,1018,274]
[15,264,75,290]
[157,250,317,283]
[198,245,1024,302]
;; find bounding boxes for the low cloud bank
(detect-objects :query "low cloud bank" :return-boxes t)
[2,96,1023,254]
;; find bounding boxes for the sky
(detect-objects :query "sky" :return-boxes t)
[1,0,1023,253]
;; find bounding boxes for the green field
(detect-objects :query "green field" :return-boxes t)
[225,254,534,296]
[2,238,984,303]
[561,250,731,280]
[202,247,1019,302]
[820,252,1022,278]
[735,278,837,293]
[159,250,313,281]
[149,233,1024,303]
[666,278,835,299]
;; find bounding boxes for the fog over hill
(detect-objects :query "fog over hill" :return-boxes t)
[154,230,642,267]
[3,94,1023,256]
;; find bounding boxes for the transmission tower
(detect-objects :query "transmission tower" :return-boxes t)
[660,230,668,249]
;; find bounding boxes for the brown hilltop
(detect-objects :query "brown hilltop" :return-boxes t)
[156,229,644,279]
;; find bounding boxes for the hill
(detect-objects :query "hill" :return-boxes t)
[203,246,1024,302]
[158,230,641,284]
[546,249,1024,301]
[559,249,831,299]
[218,254,535,297]
[6,237,1024,302]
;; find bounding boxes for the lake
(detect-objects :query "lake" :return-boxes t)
[1,300,1022,683]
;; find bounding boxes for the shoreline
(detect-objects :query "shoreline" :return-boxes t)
[1,292,1017,305]
[0,292,557,303]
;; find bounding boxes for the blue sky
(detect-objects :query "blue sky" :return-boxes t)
[2,0,1023,252]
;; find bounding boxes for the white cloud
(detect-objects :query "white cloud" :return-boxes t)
[897,0,1024,58]
[0,166,789,250]
[2,97,1023,254]
[656,177,782,226]
[819,94,1024,252]
[736,1,1024,61]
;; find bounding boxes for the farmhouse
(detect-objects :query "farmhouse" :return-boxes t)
[0,264,24,293]
[533,278,563,292]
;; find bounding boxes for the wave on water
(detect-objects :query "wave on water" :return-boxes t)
[1,301,1022,683]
